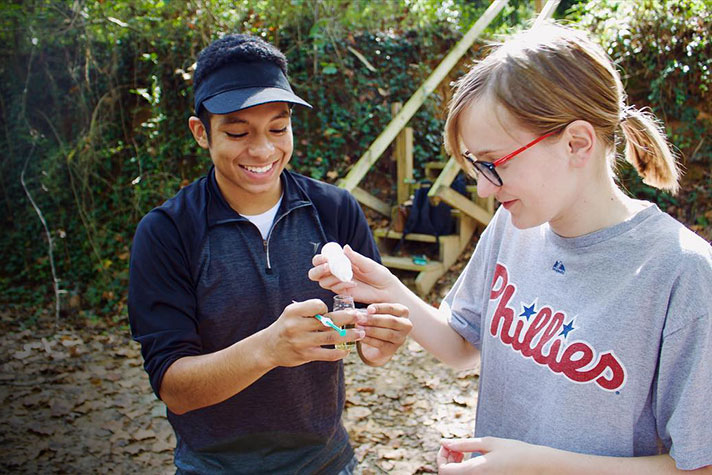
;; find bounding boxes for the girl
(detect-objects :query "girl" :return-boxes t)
[309,23,712,473]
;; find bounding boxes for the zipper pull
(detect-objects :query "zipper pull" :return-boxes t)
[263,239,272,274]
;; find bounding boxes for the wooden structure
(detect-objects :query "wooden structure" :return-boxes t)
[339,0,561,296]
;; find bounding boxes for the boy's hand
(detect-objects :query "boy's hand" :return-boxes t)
[264,299,364,368]
[356,303,412,367]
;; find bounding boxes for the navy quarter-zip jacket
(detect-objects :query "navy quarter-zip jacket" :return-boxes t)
[128,167,380,473]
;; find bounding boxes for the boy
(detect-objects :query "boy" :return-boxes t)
[129,34,411,473]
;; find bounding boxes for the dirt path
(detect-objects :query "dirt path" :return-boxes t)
[0,318,479,474]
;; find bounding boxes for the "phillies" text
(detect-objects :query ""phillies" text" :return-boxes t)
[489,263,626,391]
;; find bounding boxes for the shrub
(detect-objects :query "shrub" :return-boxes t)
[569,0,711,231]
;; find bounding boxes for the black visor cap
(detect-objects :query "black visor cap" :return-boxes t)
[194,61,312,115]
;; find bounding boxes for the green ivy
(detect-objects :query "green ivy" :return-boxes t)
[570,0,711,225]
[3,0,708,322]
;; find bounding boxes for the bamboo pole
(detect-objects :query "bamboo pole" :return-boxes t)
[534,0,561,26]
[338,0,509,192]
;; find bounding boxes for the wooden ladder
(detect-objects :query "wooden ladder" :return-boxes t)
[369,106,493,296]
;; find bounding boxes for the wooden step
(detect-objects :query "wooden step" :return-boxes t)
[381,255,444,272]
[373,228,439,243]
[425,161,447,171]
[374,229,462,243]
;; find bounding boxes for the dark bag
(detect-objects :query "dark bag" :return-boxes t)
[404,181,453,237]
[392,174,468,253]
[393,175,468,253]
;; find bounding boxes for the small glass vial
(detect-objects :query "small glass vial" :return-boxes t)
[333,295,356,351]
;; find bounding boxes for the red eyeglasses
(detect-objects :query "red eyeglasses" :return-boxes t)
[462,130,558,187]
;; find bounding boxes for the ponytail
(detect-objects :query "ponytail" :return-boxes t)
[619,107,680,194]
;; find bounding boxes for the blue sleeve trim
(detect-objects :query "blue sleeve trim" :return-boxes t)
[449,311,482,349]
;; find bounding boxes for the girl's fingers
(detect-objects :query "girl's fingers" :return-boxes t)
[308,262,331,281]
[343,245,376,271]
[440,437,491,453]
[311,254,327,266]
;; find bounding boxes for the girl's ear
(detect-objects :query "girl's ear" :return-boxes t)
[563,120,596,167]
[188,116,209,149]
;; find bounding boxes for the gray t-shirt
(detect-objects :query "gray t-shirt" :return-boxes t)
[445,204,712,470]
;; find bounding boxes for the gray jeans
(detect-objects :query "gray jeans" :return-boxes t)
[336,455,358,475]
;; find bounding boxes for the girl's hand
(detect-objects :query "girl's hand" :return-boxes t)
[437,437,546,474]
[437,445,465,465]
[308,245,398,303]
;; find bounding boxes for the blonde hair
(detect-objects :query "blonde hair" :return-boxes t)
[444,23,680,194]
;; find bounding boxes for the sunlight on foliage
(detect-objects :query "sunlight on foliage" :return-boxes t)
[1,0,709,321]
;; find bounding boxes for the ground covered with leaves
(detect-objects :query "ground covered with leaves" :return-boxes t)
[3,196,708,473]
[0,282,478,474]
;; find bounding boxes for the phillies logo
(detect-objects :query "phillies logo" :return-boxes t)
[489,263,626,392]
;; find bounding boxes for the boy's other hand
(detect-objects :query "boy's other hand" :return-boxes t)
[356,303,411,367]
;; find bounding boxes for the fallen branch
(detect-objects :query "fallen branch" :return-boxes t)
[19,35,63,327]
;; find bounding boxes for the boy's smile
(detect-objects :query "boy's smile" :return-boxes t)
[242,162,277,174]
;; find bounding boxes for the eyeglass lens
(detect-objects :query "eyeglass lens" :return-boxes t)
[472,162,502,187]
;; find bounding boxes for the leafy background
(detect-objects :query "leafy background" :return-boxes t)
[1,0,710,326]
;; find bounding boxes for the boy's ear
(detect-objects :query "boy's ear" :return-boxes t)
[188,116,209,149]
[563,120,595,167]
